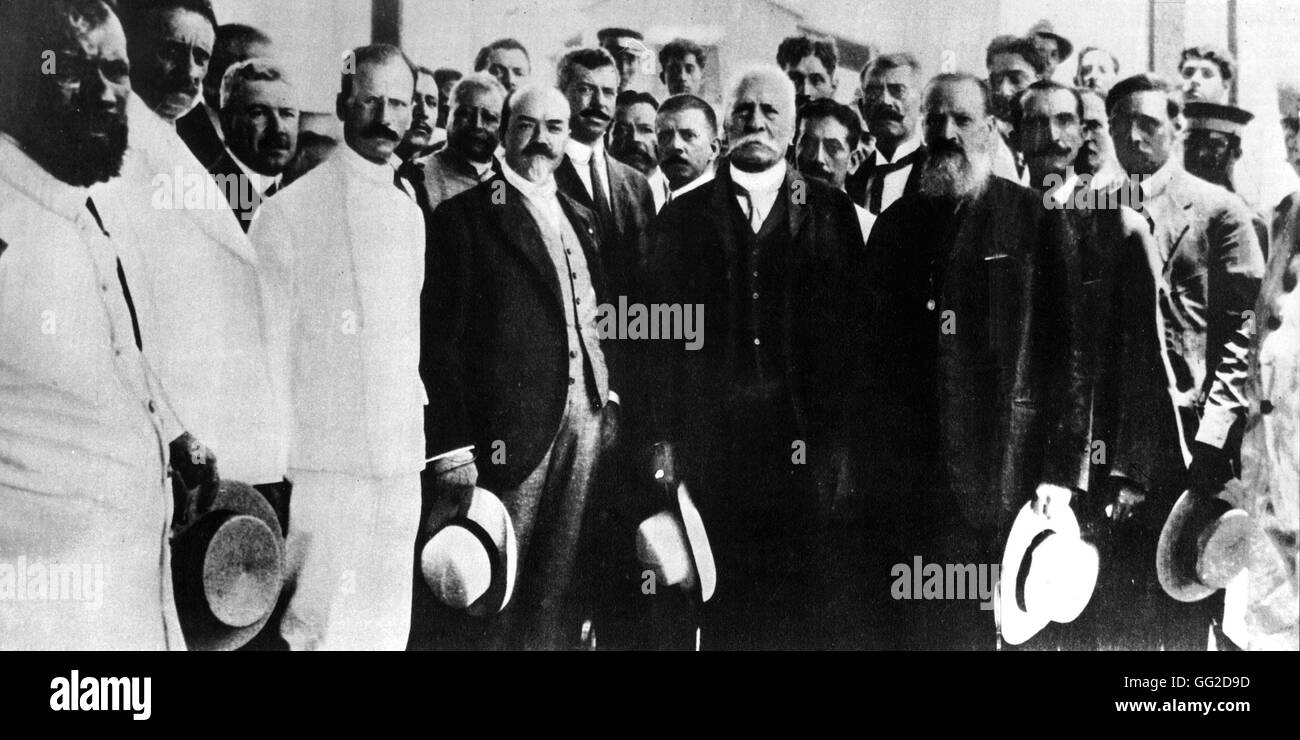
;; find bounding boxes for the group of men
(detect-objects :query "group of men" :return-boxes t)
[0,0,1295,651]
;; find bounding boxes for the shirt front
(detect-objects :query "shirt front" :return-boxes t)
[730,160,787,231]
[872,136,922,213]
[0,134,179,649]
[227,147,280,196]
[564,138,613,210]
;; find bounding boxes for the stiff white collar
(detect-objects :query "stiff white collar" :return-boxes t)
[729,160,786,193]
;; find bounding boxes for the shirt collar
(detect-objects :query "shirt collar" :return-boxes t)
[1141,159,1177,199]
[1048,172,1080,206]
[500,160,558,201]
[672,168,715,198]
[875,135,921,165]
[227,148,278,194]
[0,134,90,221]
[729,159,786,194]
[335,142,400,184]
[565,137,605,165]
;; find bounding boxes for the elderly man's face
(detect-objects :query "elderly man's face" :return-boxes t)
[27,8,131,186]
[920,78,996,199]
[1077,90,1115,176]
[783,54,836,111]
[403,71,439,151]
[1019,87,1083,184]
[1109,89,1180,176]
[1184,129,1239,186]
[485,48,529,93]
[988,51,1036,124]
[796,115,853,190]
[610,101,659,175]
[662,53,703,96]
[727,74,795,172]
[562,63,618,145]
[656,107,717,190]
[503,87,570,182]
[339,59,414,164]
[448,85,505,163]
[1180,58,1228,103]
[203,36,271,110]
[1075,49,1117,95]
[862,64,921,148]
[131,6,214,122]
[224,78,298,176]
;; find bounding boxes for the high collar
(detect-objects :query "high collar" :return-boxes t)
[729,159,787,193]
[335,142,401,184]
[671,168,715,198]
[1141,159,1178,200]
[0,134,91,221]
[500,160,557,200]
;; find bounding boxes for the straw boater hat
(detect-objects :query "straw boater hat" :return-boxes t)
[172,479,285,651]
[1157,489,1258,602]
[998,501,1099,645]
[636,441,716,602]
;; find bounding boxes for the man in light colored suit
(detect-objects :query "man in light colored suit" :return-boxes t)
[249,44,425,651]
[421,73,505,212]
[1109,73,1265,649]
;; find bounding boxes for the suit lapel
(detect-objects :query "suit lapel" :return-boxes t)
[710,163,741,275]
[556,155,593,209]
[492,178,565,310]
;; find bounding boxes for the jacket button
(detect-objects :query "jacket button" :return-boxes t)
[753,337,761,346]
[569,377,576,386]
[147,400,156,413]
[570,350,578,358]
[1260,399,1274,415]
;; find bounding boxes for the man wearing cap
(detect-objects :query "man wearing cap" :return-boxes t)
[848,53,927,217]
[419,84,627,649]
[208,57,299,229]
[1184,101,1270,253]
[1026,20,1073,81]
[1108,73,1265,649]
[0,0,188,650]
[420,73,506,212]
[554,48,655,313]
[249,44,425,651]
[642,66,866,649]
[599,27,651,94]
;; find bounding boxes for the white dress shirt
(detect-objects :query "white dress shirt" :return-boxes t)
[730,160,787,231]
[872,136,921,213]
[0,134,182,650]
[564,138,613,210]
[650,166,716,211]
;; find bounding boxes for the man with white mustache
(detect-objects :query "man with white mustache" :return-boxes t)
[862,73,1087,650]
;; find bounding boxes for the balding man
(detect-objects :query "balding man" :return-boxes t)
[418,85,628,649]
[863,73,1085,650]
[641,67,866,649]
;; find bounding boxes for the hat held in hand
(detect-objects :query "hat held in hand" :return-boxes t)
[637,442,716,602]
[172,479,285,651]
[1157,489,1258,602]
[421,447,517,616]
[999,501,1099,645]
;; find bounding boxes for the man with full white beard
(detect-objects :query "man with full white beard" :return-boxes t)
[861,73,1086,650]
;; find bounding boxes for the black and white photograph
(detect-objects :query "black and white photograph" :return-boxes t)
[0,0,1296,708]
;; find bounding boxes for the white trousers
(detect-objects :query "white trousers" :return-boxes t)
[280,470,421,650]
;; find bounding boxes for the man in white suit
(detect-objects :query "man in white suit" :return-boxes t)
[249,44,425,651]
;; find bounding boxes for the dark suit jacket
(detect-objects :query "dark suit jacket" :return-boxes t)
[207,149,275,232]
[864,177,1088,533]
[421,175,620,492]
[555,151,654,299]
[177,102,226,169]
[1145,165,1264,454]
[845,144,927,214]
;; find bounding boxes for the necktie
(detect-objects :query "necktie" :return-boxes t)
[867,149,922,215]
[588,152,615,235]
[734,184,765,233]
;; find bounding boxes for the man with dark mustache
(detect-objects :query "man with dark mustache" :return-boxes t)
[796,97,876,241]
[420,73,506,212]
[394,65,444,218]
[1014,79,1168,650]
[249,44,426,651]
[419,84,630,649]
[649,94,719,212]
[0,0,185,649]
[642,66,866,649]
[862,73,1085,649]
[208,58,299,229]
[610,90,660,178]
[555,48,655,315]
[848,53,928,217]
